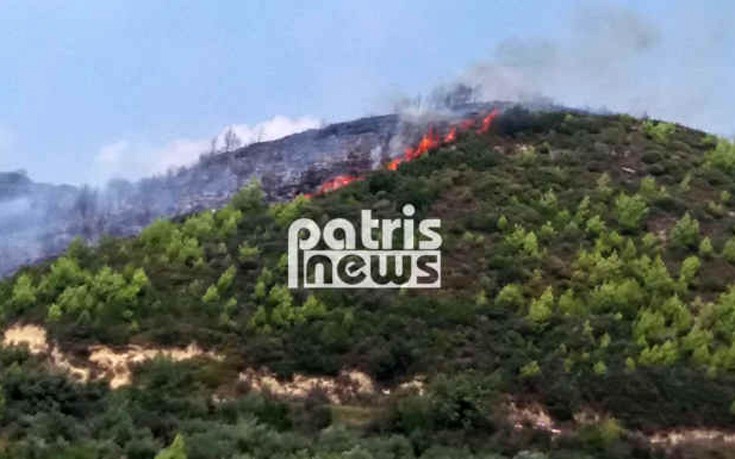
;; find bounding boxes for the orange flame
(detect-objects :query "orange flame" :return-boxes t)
[306,109,500,196]
[404,127,441,161]
[443,127,457,144]
[316,174,361,194]
[387,157,402,171]
[385,109,499,172]
[477,108,500,134]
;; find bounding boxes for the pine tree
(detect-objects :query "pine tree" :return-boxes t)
[10,274,36,311]
[614,193,649,231]
[724,237,735,263]
[670,212,700,249]
[528,287,554,324]
[155,434,187,459]
[699,237,714,258]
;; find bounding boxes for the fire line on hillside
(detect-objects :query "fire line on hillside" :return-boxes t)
[304,109,500,198]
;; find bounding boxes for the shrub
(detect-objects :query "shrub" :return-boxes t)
[10,274,36,311]
[528,287,554,324]
[216,266,236,292]
[642,120,676,143]
[614,193,648,231]
[231,180,266,213]
[699,237,714,258]
[679,256,701,285]
[585,215,606,235]
[639,340,679,366]
[724,238,735,263]
[497,214,509,231]
[706,138,735,174]
[155,434,186,459]
[669,212,700,249]
[639,176,659,200]
[505,226,541,258]
[579,417,623,449]
[496,284,524,309]
[520,361,541,379]
[238,243,260,263]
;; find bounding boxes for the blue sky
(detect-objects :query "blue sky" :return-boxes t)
[0,0,733,185]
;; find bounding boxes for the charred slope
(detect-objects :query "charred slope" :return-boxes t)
[0,103,518,277]
[0,113,400,276]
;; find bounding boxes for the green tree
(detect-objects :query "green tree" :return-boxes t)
[520,360,541,378]
[639,340,679,366]
[679,255,701,286]
[216,266,237,292]
[182,211,215,240]
[214,205,243,238]
[528,287,554,324]
[679,173,692,192]
[639,176,659,200]
[497,214,509,231]
[596,173,613,198]
[540,189,558,209]
[155,434,187,459]
[642,256,675,295]
[661,295,693,332]
[300,294,327,320]
[39,256,88,297]
[231,180,266,214]
[238,242,260,263]
[614,193,649,231]
[270,195,309,227]
[724,237,735,263]
[706,138,735,173]
[495,284,524,309]
[505,226,541,258]
[585,215,606,235]
[642,120,675,143]
[699,237,714,258]
[47,303,63,321]
[558,288,582,316]
[682,325,713,366]
[633,309,667,345]
[268,284,296,327]
[10,274,36,311]
[670,212,700,249]
[202,285,220,305]
[140,219,177,250]
[575,195,592,222]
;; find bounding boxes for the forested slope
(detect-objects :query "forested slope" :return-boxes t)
[3,108,735,458]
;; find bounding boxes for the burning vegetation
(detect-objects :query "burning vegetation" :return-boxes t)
[308,109,501,195]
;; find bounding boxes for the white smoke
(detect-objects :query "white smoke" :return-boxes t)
[94,115,322,182]
[452,3,734,135]
[215,115,323,150]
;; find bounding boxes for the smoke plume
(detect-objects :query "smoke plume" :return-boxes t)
[452,3,733,135]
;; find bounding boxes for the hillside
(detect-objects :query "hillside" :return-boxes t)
[3,108,735,458]
[0,102,533,278]
[0,113,400,277]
